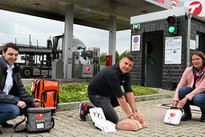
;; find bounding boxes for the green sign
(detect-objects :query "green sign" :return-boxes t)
[133,23,140,29]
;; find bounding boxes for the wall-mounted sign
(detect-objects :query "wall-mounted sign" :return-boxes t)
[145,0,183,9]
[131,35,140,51]
[133,23,140,29]
[185,0,205,18]
[190,39,196,50]
[170,0,179,9]
[165,36,182,64]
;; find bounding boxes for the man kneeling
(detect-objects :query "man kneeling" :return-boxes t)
[79,54,145,126]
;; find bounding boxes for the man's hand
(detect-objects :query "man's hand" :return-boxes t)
[17,101,26,109]
[32,98,41,107]
[132,111,144,124]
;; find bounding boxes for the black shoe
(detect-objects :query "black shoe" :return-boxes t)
[200,114,205,122]
[0,129,2,135]
[0,122,13,128]
[181,113,192,121]
[79,103,88,121]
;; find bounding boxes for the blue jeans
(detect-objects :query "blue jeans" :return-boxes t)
[0,97,32,123]
[178,87,205,114]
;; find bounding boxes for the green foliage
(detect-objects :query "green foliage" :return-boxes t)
[25,86,32,94]
[115,51,120,64]
[100,52,107,65]
[59,82,88,102]
[131,85,159,96]
[119,50,131,60]
[25,83,158,103]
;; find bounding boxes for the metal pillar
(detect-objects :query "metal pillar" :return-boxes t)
[186,13,192,67]
[63,4,74,78]
[108,15,116,65]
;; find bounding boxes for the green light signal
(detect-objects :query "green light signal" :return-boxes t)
[168,26,175,33]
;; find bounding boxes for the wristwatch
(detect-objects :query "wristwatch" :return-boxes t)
[128,114,132,118]
[132,109,137,112]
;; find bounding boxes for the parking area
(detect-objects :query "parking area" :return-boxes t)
[2,97,204,137]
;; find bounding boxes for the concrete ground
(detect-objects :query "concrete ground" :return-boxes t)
[2,97,205,137]
[1,79,203,136]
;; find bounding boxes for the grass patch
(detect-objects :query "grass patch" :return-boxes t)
[25,83,159,103]
[131,85,159,96]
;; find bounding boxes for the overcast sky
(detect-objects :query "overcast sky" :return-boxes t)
[0,9,130,54]
[0,0,191,55]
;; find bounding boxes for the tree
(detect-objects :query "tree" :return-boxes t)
[100,52,107,65]
[115,51,120,63]
[119,50,131,60]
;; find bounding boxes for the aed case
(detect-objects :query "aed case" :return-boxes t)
[164,107,183,125]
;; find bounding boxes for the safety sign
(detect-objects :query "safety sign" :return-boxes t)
[165,36,182,64]
[132,35,140,51]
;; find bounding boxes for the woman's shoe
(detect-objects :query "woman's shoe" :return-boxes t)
[200,114,205,122]
[181,113,192,121]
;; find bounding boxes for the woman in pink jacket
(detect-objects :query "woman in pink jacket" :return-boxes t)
[173,51,205,122]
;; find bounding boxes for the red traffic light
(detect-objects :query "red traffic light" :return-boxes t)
[167,16,175,25]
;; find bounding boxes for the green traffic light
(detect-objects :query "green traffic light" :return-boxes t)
[169,26,175,33]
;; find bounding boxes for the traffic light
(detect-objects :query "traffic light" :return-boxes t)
[167,16,177,35]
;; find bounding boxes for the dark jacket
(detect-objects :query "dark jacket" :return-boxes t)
[0,56,34,104]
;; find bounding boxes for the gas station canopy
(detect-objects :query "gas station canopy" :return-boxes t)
[0,0,181,30]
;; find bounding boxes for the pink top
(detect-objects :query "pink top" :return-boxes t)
[174,67,205,101]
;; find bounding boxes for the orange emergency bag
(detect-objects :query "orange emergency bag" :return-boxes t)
[31,78,59,113]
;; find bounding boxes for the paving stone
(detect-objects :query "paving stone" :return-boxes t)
[2,93,204,136]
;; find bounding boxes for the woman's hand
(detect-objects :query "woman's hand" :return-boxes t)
[178,97,188,108]
[172,100,178,107]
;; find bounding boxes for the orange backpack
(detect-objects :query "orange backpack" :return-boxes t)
[31,78,59,113]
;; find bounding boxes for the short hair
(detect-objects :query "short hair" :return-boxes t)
[3,43,19,53]
[190,51,205,65]
[122,54,134,61]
